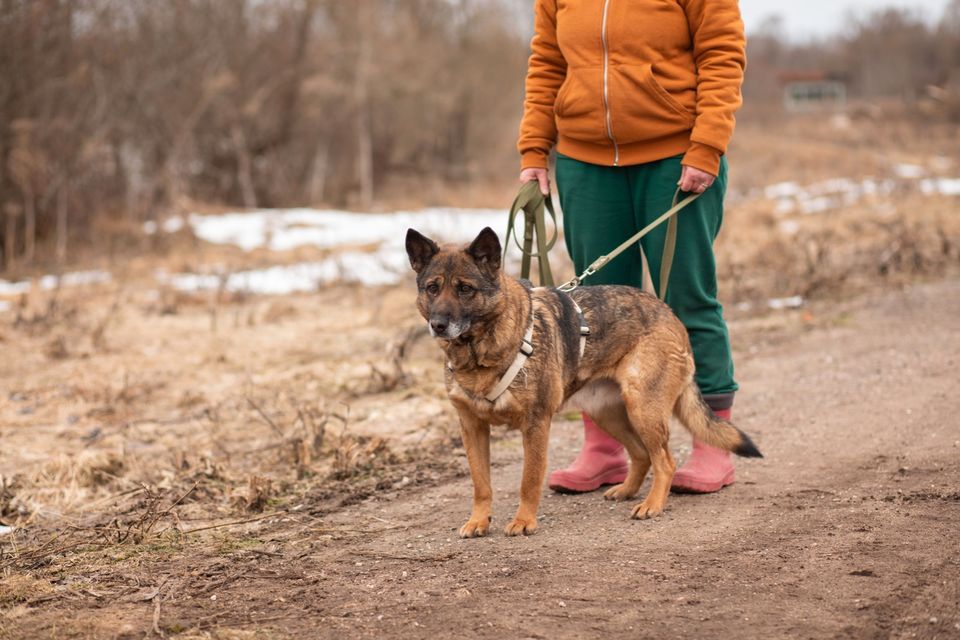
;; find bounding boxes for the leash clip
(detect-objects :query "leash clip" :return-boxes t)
[583,255,608,278]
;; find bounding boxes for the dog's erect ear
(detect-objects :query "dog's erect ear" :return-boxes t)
[406,228,440,273]
[467,227,502,272]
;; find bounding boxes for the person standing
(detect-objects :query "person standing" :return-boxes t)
[517,0,747,494]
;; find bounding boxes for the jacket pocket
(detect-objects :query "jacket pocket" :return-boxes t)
[608,63,695,145]
[553,67,609,145]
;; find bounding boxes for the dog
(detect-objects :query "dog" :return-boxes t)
[405,226,761,537]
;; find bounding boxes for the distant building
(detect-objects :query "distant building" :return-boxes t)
[779,71,848,113]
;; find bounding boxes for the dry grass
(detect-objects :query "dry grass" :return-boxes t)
[0,574,55,607]
[0,275,461,582]
[716,192,959,304]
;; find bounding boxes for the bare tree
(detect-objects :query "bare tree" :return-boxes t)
[1,0,957,272]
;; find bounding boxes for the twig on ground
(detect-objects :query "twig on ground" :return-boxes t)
[349,550,458,562]
[245,397,285,438]
[152,596,162,636]
[0,539,109,570]
[193,614,291,631]
[180,510,289,535]
[91,289,123,351]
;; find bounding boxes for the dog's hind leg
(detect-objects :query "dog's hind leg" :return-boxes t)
[623,410,674,520]
[457,409,493,538]
[616,337,691,519]
[590,401,651,501]
[619,380,679,519]
[505,418,550,536]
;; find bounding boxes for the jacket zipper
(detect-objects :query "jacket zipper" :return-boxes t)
[600,0,620,166]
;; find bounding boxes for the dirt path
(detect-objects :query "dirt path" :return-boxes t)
[4,279,960,639]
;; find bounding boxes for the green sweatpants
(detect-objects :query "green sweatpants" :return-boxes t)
[556,153,738,398]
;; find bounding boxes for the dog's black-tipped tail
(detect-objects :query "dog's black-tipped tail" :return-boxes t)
[733,427,763,459]
[674,381,763,459]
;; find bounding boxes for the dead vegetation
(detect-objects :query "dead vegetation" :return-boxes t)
[717,192,960,304]
[0,282,461,598]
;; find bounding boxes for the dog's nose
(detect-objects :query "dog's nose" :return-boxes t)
[430,319,448,335]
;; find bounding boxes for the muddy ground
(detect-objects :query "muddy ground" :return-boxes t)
[2,274,958,639]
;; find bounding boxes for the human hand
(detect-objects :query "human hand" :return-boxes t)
[520,168,550,196]
[678,165,716,194]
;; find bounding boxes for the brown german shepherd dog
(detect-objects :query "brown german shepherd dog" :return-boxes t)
[406,227,761,538]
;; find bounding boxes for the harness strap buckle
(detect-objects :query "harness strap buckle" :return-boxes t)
[519,339,534,357]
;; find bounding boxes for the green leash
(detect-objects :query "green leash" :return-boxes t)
[504,180,559,287]
[504,181,700,300]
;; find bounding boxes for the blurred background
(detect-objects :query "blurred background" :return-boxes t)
[1,0,958,275]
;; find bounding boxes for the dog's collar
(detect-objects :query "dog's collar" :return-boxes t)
[483,317,535,402]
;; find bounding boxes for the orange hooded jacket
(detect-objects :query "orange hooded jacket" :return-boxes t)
[518,0,746,176]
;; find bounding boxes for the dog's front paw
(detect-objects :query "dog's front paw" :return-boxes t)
[604,483,638,501]
[504,516,537,536]
[631,499,665,520]
[459,517,491,538]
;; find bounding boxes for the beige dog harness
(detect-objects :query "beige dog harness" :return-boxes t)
[484,320,535,402]
[483,294,589,403]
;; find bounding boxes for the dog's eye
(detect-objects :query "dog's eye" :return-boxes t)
[458,284,474,294]
[426,282,440,295]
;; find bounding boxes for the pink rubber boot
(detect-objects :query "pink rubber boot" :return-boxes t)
[548,414,629,493]
[671,408,736,493]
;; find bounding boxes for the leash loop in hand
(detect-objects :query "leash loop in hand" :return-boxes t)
[504,180,558,287]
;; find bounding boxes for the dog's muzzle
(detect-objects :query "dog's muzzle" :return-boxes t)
[429,316,469,340]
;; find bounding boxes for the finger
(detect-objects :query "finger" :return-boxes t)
[538,172,550,196]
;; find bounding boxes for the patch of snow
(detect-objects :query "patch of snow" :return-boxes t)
[778,220,801,236]
[163,217,185,233]
[183,207,504,253]
[0,280,31,296]
[44,270,112,289]
[0,525,13,536]
[764,182,802,200]
[767,296,804,310]
[143,216,186,235]
[154,206,512,289]
[766,177,897,216]
[773,200,797,215]
[161,251,415,294]
[0,270,112,297]
[801,196,836,214]
[920,178,960,196]
[894,163,925,179]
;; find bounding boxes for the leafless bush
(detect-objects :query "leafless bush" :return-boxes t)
[718,198,960,303]
[366,325,429,394]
